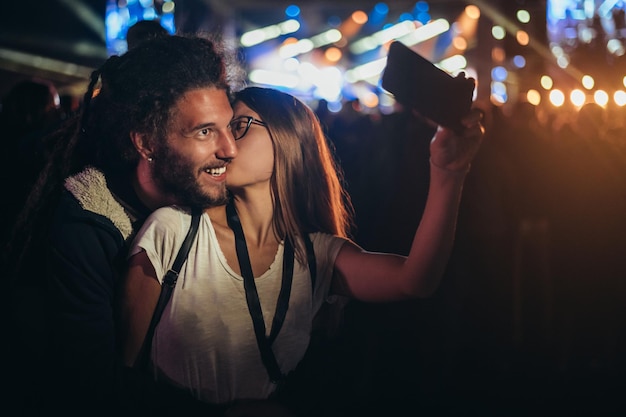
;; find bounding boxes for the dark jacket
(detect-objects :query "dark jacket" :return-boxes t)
[8,167,144,416]
[47,167,137,415]
[8,167,219,417]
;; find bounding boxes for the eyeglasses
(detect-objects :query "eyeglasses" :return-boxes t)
[229,116,267,140]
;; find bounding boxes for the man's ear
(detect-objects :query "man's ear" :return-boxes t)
[130,131,153,161]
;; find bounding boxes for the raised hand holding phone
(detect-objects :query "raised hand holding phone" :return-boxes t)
[381,41,476,134]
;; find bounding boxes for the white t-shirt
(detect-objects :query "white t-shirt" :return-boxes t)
[129,205,347,404]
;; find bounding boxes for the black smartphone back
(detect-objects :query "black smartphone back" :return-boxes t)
[381,41,475,132]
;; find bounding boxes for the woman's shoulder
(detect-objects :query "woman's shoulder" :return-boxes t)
[308,232,350,245]
[308,232,351,258]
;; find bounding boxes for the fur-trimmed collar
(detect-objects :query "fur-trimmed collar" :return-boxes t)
[64,167,133,240]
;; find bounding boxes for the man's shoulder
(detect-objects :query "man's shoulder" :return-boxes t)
[61,167,134,240]
[149,205,193,222]
[137,205,195,241]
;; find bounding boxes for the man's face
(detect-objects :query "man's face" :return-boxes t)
[151,88,237,208]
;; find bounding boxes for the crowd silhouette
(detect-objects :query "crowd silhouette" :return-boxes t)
[0,79,67,247]
[317,97,626,415]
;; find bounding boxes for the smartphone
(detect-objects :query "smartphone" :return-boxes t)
[381,41,475,132]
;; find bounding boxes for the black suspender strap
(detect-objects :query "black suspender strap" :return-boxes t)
[226,200,293,383]
[135,208,202,369]
[269,240,294,345]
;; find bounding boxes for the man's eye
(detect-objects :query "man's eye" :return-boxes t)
[198,128,212,137]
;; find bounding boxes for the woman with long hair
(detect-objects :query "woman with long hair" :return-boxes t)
[121,86,484,414]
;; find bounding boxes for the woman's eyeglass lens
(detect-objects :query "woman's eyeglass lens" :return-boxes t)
[230,116,266,140]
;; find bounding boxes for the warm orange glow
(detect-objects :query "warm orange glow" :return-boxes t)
[452,36,468,51]
[351,10,368,25]
[455,5,480,42]
[516,30,529,46]
[338,10,367,39]
[526,89,541,105]
[324,47,342,62]
[491,46,505,62]
[282,37,298,46]
[361,92,379,108]
[465,5,480,20]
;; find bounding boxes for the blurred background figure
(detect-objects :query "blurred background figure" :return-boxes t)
[0,79,62,247]
[0,79,60,141]
[126,19,170,50]
[572,102,609,142]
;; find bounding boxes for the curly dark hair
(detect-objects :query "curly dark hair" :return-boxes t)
[6,33,243,282]
[82,33,237,175]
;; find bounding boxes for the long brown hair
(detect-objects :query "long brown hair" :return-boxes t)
[232,87,354,264]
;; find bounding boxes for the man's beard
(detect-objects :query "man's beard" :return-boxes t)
[151,143,229,208]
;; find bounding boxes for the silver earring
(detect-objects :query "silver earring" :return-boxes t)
[147,157,153,162]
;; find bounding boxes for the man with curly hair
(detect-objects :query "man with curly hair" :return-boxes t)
[6,34,241,417]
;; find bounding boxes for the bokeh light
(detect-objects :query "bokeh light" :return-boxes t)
[527,89,541,105]
[614,90,626,106]
[352,10,368,25]
[516,9,530,24]
[594,90,609,107]
[613,90,626,107]
[549,89,565,107]
[516,30,529,46]
[492,25,505,40]
[465,5,480,19]
[570,89,586,107]
[491,47,506,62]
[582,75,595,90]
[513,55,526,68]
[540,75,553,90]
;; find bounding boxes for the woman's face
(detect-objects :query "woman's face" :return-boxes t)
[227,101,274,192]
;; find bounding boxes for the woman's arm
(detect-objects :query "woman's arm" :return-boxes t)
[332,109,484,302]
[120,249,162,367]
